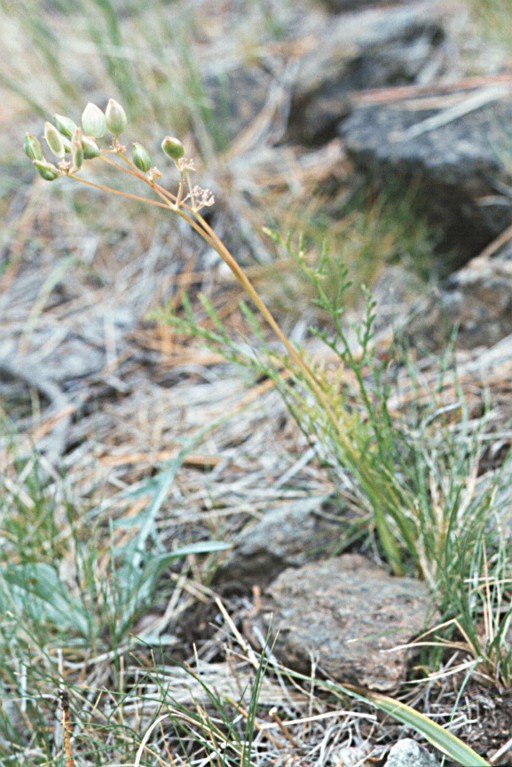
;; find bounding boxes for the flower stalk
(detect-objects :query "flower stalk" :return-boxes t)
[24,99,387,565]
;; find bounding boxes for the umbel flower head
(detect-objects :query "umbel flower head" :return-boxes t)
[24,99,193,195]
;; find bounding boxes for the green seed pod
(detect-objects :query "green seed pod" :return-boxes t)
[82,135,101,160]
[23,133,44,162]
[53,114,77,138]
[44,121,65,158]
[132,142,151,172]
[82,102,106,139]
[33,159,61,181]
[161,136,184,161]
[70,127,84,172]
[105,98,127,135]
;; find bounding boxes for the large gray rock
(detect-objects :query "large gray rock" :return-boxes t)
[321,0,402,12]
[264,554,433,691]
[407,240,512,349]
[213,496,340,590]
[288,2,447,144]
[385,739,440,767]
[340,96,512,268]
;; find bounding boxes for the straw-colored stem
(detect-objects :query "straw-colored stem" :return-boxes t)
[78,157,361,458]
[73,152,395,564]
[187,207,353,443]
[69,174,174,211]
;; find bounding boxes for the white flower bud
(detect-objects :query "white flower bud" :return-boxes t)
[53,114,77,138]
[44,121,65,158]
[82,102,106,139]
[105,99,127,135]
[161,136,184,161]
[33,159,61,181]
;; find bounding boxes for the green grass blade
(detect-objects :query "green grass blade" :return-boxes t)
[349,688,491,766]
[281,667,491,767]
[368,691,490,765]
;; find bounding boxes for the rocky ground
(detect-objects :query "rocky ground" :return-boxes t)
[1,0,512,764]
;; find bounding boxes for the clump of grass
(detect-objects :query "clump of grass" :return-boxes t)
[0,432,230,764]
[20,98,510,765]
[246,180,435,330]
[271,180,438,285]
[164,234,512,682]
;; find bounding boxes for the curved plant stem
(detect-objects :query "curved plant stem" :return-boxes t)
[71,147,405,574]
[69,174,172,211]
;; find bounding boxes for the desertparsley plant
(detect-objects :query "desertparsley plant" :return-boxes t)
[24,97,367,554]
[22,99,498,767]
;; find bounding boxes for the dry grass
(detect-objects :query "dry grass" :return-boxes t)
[1,0,511,764]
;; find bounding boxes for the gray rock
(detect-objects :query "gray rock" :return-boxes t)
[385,739,440,767]
[340,97,512,267]
[321,0,401,12]
[264,554,433,691]
[407,240,512,350]
[289,3,447,144]
[214,496,340,590]
[331,744,374,766]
